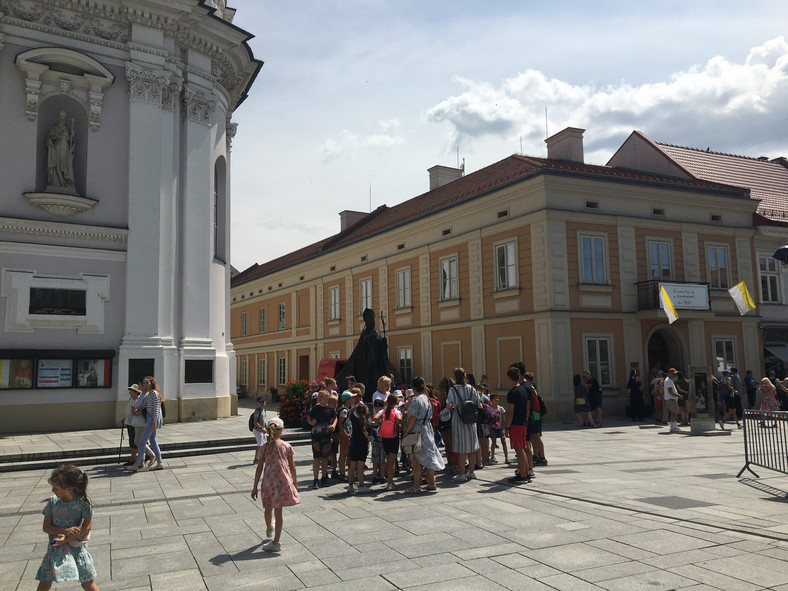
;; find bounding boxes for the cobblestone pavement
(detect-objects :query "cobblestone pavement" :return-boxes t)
[2,411,788,590]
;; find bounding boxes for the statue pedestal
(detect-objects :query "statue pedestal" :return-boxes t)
[690,417,730,436]
[24,191,97,216]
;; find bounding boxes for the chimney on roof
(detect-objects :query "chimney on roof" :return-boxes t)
[545,127,585,163]
[428,164,464,190]
[339,210,367,231]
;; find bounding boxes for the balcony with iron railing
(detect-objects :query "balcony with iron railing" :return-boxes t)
[636,280,710,311]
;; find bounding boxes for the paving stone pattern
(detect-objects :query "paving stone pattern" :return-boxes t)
[2,412,788,590]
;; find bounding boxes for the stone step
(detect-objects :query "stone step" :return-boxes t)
[0,430,313,472]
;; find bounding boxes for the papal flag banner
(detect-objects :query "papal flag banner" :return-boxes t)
[728,281,756,315]
[659,285,678,324]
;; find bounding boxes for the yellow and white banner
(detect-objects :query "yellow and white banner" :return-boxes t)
[728,281,756,316]
[659,285,678,324]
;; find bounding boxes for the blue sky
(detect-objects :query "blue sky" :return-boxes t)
[227,1,788,272]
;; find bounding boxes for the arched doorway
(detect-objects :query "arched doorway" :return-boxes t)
[646,328,685,375]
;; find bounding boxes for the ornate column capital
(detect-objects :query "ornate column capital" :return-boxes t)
[162,77,183,112]
[226,121,238,151]
[182,85,217,126]
[126,63,170,106]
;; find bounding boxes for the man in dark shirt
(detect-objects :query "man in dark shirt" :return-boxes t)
[505,367,531,484]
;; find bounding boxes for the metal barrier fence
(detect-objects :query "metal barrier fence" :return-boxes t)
[738,410,788,478]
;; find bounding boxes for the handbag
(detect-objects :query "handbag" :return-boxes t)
[401,431,422,455]
[575,397,586,406]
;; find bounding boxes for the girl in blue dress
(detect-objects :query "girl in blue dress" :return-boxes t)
[36,464,99,591]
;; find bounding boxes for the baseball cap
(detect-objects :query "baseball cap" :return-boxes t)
[256,396,266,403]
[340,391,358,402]
[722,369,731,374]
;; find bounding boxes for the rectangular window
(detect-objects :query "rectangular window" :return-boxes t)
[278,302,286,330]
[359,278,372,313]
[713,338,735,373]
[240,311,247,336]
[440,256,458,300]
[278,356,287,385]
[258,357,266,386]
[495,241,517,290]
[258,307,265,333]
[584,336,612,387]
[398,347,413,384]
[759,256,780,303]
[648,240,672,280]
[328,286,340,320]
[239,359,248,386]
[396,268,411,308]
[707,245,729,288]
[580,235,606,284]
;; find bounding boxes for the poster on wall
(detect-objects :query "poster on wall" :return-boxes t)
[37,359,73,388]
[76,359,111,388]
[0,359,35,389]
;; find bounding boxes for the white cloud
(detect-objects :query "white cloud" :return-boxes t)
[425,37,788,158]
[321,128,404,161]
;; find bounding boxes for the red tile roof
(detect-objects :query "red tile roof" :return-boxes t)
[655,143,788,222]
[232,154,749,286]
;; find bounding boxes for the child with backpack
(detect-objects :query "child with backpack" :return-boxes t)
[251,418,300,552]
[374,394,402,491]
[488,393,509,464]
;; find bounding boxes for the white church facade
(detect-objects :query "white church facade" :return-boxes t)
[0,0,261,432]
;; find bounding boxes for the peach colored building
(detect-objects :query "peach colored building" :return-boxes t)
[231,128,775,420]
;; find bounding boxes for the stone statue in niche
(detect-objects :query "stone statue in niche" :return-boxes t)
[46,110,77,195]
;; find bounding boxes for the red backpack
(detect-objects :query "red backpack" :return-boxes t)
[428,397,441,428]
[379,408,398,438]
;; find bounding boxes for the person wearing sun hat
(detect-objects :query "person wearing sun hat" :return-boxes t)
[251,416,300,552]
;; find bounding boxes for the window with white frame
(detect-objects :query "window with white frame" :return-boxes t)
[398,347,413,384]
[240,312,247,336]
[278,356,287,385]
[495,241,517,290]
[278,302,286,330]
[580,234,607,284]
[258,357,266,386]
[328,286,340,320]
[707,244,730,288]
[759,256,781,303]
[359,278,372,313]
[713,338,735,373]
[648,240,672,280]
[395,267,411,308]
[240,359,248,386]
[584,336,612,387]
[440,256,458,300]
[258,307,265,333]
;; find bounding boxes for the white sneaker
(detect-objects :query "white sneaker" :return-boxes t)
[262,541,280,552]
[347,483,358,494]
[466,472,477,480]
[265,528,274,539]
[358,484,372,493]
[385,482,395,491]
[452,474,467,483]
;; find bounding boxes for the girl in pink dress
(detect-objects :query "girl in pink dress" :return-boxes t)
[251,417,300,552]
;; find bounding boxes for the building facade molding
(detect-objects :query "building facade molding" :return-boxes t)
[0,216,128,243]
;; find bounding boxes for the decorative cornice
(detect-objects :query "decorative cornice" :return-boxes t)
[0,0,130,44]
[0,216,128,243]
[183,85,216,126]
[126,62,170,106]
